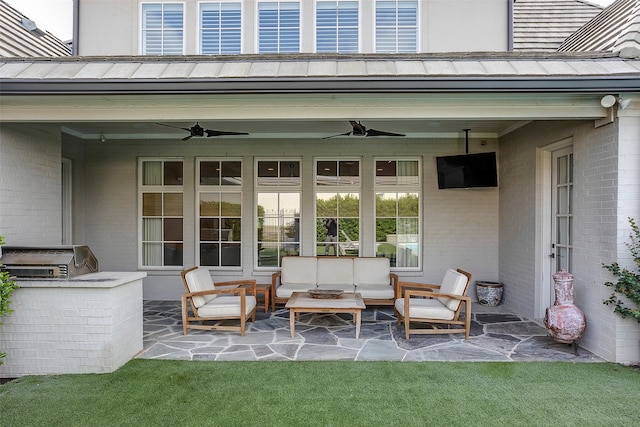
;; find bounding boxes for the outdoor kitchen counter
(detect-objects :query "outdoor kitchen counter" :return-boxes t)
[0,272,146,378]
[14,271,147,287]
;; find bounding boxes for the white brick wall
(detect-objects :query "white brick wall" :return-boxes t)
[499,115,640,364]
[0,273,144,377]
[66,137,499,300]
[0,126,62,245]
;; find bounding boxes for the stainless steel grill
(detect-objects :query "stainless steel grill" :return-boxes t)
[0,245,99,278]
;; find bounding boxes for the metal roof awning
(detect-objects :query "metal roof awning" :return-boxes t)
[1,52,639,95]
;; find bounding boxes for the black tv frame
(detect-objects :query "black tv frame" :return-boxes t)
[436,152,498,189]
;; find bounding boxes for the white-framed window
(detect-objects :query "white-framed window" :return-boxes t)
[197,159,243,268]
[141,3,185,55]
[258,1,300,53]
[200,2,242,54]
[139,158,184,268]
[315,1,359,53]
[315,159,360,257]
[375,0,418,53]
[374,159,421,269]
[255,159,301,268]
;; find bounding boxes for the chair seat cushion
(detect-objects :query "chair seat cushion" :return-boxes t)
[197,295,257,318]
[355,284,394,300]
[276,283,316,298]
[395,297,455,320]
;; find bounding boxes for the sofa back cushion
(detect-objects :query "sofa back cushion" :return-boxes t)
[281,257,318,286]
[185,267,216,308]
[438,269,469,311]
[353,257,390,286]
[317,257,354,286]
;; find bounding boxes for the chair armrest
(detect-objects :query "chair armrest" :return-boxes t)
[185,287,249,298]
[396,281,441,298]
[271,271,282,294]
[404,289,469,301]
[215,280,257,296]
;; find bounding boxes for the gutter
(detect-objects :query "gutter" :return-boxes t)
[1,76,639,96]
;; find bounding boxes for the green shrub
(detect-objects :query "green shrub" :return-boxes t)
[0,236,19,365]
[603,218,640,323]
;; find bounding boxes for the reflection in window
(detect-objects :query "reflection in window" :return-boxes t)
[316,193,360,257]
[140,159,184,267]
[316,160,360,186]
[257,192,301,267]
[257,160,301,186]
[375,192,419,267]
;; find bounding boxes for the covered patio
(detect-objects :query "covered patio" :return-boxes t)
[140,301,603,362]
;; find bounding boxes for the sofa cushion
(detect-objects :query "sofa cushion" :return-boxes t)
[185,267,217,308]
[438,269,468,311]
[197,295,257,317]
[395,297,454,320]
[355,283,394,300]
[315,284,356,293]
[317,257,354,286]
[353,257,390,286]
[281,257,318,286]
[276,283,316,298]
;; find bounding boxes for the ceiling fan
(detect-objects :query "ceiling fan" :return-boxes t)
[156,122,249,141]
[323,121,406,139]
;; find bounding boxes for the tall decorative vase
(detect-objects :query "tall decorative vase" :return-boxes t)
[544,269,586,355]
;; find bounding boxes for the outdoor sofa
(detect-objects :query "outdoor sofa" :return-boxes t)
[271,256,398,311]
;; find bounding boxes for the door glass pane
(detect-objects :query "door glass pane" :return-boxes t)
[221,193,241,216]
[200,193,220,216]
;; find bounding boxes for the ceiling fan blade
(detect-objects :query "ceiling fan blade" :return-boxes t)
[155,122,191,132]
[182,135,193,141]
[204,129,249,137]
[322,131,353,139]
[365,128,406,137]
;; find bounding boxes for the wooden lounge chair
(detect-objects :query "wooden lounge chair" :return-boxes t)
[394,268,473,339]
[181,266,257,336]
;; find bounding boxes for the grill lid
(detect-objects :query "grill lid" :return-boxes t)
[0,245,99,278]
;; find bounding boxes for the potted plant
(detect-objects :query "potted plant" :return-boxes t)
[0,236,18,365]
[602,218,640,323]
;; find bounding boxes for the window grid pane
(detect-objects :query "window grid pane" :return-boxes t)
[142,3,184,55]
[257,192,301,267]
[200,2,241,54]
[258,2,300,53]
[316,1,359,53]
[198,159,243,268]
[140,159,184,267]
[375,0,417,53]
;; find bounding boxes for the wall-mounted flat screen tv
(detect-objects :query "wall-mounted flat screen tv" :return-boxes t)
[436,152,498,189]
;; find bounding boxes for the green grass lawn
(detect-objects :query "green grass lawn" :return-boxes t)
[1,360,639,426]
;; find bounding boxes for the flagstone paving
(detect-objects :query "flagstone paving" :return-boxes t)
[138,301,603,362]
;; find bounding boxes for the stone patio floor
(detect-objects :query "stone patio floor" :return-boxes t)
[139,300,603,362]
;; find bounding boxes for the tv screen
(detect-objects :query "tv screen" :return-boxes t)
[436,152,498,189]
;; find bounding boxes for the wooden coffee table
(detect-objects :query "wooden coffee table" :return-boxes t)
[286,292,366,338]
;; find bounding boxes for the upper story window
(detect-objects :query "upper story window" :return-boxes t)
[258,1,300,53]
[375,0,418,53]
[316,1,359,53]
[141,3,184,55]
[200,2,242,54]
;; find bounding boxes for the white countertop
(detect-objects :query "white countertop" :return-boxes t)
[14,271,147,288]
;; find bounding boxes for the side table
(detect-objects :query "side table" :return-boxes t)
[240,283,271,313]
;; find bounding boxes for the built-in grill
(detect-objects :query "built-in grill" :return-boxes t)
[0,245,99,278]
